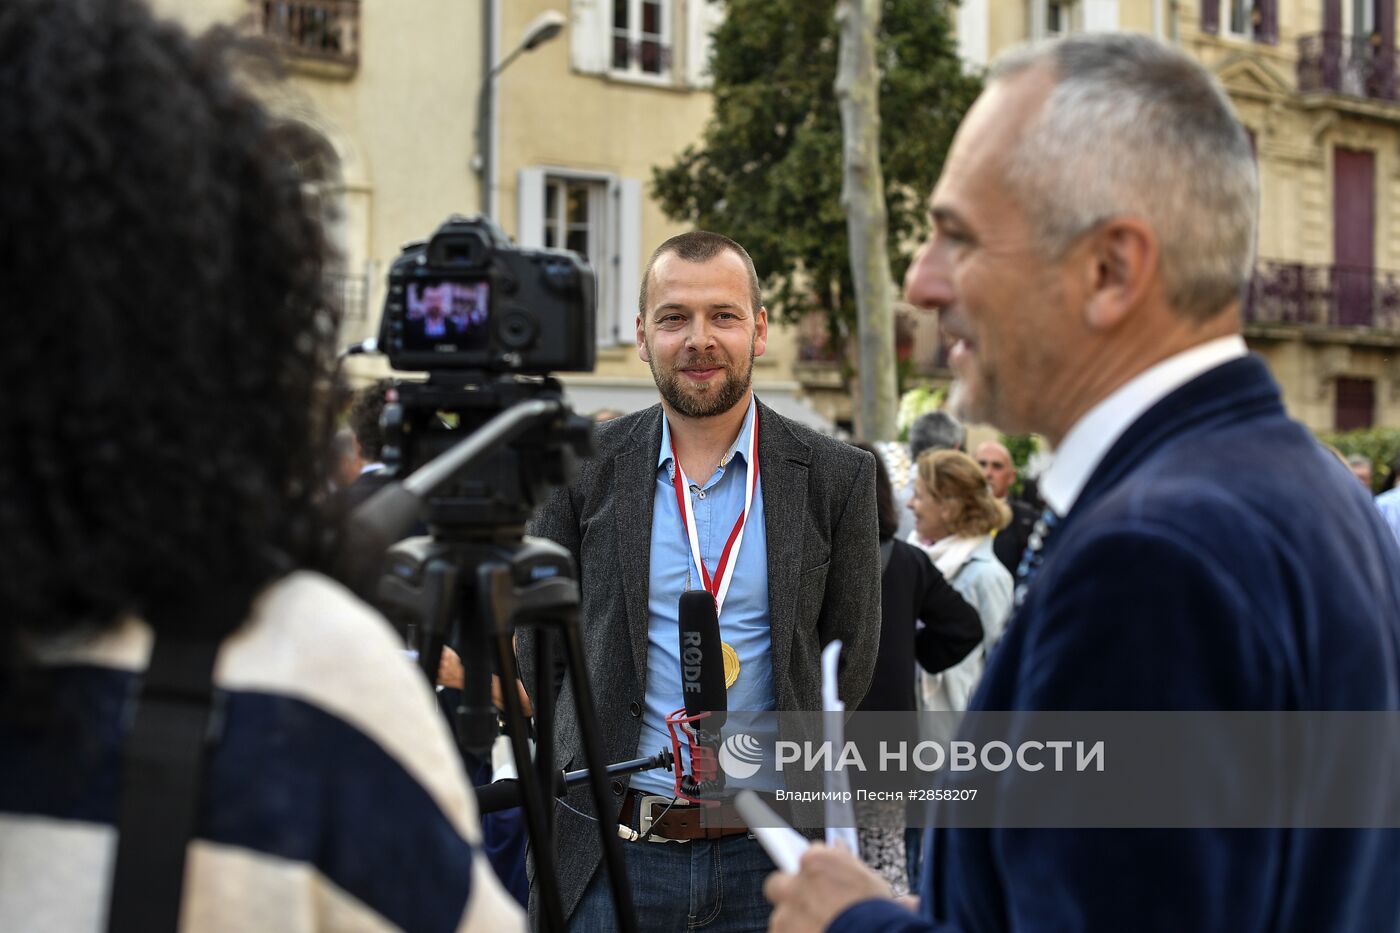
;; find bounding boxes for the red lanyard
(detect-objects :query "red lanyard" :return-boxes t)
[669,410,759,618]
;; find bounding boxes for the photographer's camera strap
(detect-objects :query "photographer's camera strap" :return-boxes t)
[107,632,224,933]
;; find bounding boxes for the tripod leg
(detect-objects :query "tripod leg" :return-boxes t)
[532,627,557,847]
[557,611,638,933]
[488,576,567,933]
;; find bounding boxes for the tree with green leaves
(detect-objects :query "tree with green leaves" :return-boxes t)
[652,0,980,421]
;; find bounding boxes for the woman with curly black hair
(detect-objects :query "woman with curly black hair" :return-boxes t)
[0,0,522,928]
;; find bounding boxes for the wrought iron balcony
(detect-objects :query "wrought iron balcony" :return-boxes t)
[326,270,368,322]
[1244,261,1400,331]
[251,1,359,70]
[1297,31,1396,101]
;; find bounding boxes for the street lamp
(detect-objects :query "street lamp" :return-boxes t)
[476,9,567,219]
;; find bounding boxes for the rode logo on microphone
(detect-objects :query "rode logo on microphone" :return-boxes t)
[719,732,764,780]
[681,631,704,697]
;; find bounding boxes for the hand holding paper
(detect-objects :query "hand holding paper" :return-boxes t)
[735,790,809,874]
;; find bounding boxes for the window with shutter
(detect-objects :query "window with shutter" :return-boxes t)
[1223,0,1252,39]
[956,0,989,69]
[1335,377,1376,431]
[1343,0,1377,36]
[611,0,672,82]
[517,168,643,345]
[570,0,612,75]
[1081,0,1119,32]
[1201,0,1220,35]
[685,0,725,88]
[1253,0,1278,43]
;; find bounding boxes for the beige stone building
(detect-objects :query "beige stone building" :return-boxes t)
[149,2,1399,433]
[949,0,1400,432]
[149,0,826,425]
[493,0,815,422]
[151,0,485,362]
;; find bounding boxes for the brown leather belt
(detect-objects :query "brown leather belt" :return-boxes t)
[619,789,753,842]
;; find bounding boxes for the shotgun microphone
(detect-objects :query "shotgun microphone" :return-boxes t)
[678,590,726,792]
[679,590,727,727]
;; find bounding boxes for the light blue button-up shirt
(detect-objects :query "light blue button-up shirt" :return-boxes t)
[630,397,778,796]
[1376,487,1400,547]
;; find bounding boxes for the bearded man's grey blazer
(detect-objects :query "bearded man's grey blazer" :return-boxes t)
[517,398,882,922]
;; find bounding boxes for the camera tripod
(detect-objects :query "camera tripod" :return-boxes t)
[345,375,638,933]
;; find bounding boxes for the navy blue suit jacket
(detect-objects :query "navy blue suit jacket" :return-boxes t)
[834,356,1400,933]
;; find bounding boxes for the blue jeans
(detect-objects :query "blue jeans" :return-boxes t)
[568,833,775,932]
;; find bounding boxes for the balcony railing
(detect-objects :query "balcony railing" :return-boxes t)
[1243,261,1400,331]
[252,1,359,69]
[1297,31,1396,102]
[326,271,368,322]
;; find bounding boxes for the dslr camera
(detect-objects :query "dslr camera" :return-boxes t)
[367,215,597,530]
[379,214,596,374]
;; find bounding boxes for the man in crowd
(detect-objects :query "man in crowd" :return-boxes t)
[1347,453,1373,490]
[0,0,522,928]
[973,440,1037,572]
[340,379,394,511]
[520,231,881,930]
[765,33,1400,932]
[884,410,967,541]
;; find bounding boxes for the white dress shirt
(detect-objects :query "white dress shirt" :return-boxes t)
[1038,336,1248,518]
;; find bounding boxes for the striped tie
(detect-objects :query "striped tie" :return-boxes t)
[1013,507,1061,610]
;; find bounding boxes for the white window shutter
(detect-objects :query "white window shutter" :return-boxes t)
[956,0,989,70]
[570,0,610,75]
[685,0,725,88]
[614,177,643,343]
[1028,0,1047,40]
[1081,0,1119,32]
[517,168,546,248]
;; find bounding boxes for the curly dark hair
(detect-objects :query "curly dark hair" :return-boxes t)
[348,379,393,463]
[0,0,339,693]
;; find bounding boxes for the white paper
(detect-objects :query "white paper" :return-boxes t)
[821,639,842,709]
[821,640,860,855]
[735,790,809,874]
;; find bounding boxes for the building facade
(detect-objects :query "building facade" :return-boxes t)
[493,0,813,421]
[150,0,822,424]
[948,0,1400,432]
[153,0,823,420]
[151,0,487,358]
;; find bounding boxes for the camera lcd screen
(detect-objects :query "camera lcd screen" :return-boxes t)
[402,279,491,353]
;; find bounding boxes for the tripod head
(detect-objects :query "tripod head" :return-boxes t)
[383,372,592,539]
[340,377,591,746]
[341,376,591,583]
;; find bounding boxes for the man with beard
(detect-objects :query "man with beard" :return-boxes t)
[764,33,1400,933]
[518,231,881,931]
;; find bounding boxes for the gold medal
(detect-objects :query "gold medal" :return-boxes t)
[722,641,740,688]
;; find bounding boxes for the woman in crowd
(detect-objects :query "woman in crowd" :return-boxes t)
[851,443,983,896]
[908,449,1015,721]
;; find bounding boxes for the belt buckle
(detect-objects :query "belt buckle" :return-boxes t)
[638,794,688,844]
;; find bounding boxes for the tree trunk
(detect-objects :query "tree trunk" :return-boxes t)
[836,0,898,441]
